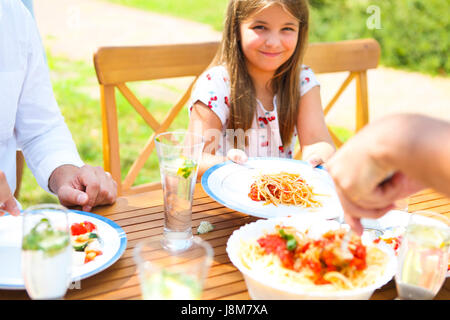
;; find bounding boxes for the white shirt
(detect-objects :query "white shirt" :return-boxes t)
[0,0,84,194]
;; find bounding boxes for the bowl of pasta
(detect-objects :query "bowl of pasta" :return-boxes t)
[226,216,397,300]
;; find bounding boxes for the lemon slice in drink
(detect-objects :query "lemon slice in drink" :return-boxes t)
[408,224,447,248]
[176,156,198,179]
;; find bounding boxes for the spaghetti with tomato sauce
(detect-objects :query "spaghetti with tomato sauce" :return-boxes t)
[239,226,388,291]
[248,172,321,208]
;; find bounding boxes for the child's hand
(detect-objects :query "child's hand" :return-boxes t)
[226,149,248,164]
[306,155,324,168]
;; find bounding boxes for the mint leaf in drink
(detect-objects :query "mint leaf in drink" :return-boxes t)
[176,157,197,179]
[22,218,69,257]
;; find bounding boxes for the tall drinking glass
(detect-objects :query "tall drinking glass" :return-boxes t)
[395,211,449,299]
[134,236,213,300]
[155,131,204,252]
[21,204,72,300]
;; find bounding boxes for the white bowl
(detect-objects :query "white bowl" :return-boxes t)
[226,216,397,300]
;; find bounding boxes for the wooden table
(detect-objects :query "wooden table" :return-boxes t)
[1,186,449,300]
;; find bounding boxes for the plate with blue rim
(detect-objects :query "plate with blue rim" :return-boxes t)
[201,157,344,220]
[0,210,127,290]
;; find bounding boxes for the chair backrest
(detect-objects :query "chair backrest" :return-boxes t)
[93,39,380,195]
[94,42,219,195]
[300,38,380,157]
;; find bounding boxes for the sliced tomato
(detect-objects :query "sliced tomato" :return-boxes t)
[82,221,97,233]
[71,223,87,236]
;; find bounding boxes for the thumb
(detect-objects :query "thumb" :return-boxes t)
[57,185,89,207]
[227,149,248,164]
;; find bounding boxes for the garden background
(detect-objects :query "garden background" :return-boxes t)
[18,0,450,208]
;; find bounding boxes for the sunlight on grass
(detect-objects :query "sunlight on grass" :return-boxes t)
[105,0,228,30]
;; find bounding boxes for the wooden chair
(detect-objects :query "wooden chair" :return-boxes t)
[93,39,380,195]
[298,38,381,157]
[93,42,219,195]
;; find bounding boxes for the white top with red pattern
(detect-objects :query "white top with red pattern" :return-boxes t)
[188,64,320,158]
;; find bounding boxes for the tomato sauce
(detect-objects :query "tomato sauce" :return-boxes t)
[257,229,368,285]
[257,234,295,269]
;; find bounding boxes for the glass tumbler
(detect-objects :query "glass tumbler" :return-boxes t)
[155,131,204,252]
[134,236,213,300]
[21,204,72,300]
[395,211,449,299]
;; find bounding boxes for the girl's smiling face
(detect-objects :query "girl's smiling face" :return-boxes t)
[240,4,299,77]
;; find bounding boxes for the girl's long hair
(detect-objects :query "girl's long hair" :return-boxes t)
[211,0,310,147]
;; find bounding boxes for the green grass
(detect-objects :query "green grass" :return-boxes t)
[105,0,228,30]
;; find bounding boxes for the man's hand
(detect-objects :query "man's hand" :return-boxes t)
[49,164,117,212]
[0,170,20,216]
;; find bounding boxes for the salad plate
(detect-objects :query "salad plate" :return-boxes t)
[0,210,127,290]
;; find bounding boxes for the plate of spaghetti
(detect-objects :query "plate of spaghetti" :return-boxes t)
[226,216,396,300]
[202,157,343,219]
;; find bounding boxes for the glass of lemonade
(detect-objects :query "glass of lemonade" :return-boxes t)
[133,237,213,300]
[395,211,449,299]
[155,131,204,252]
[21,204,72,300]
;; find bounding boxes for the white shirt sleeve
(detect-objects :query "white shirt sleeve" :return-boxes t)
[188,66,230,127]
[300,65,320,96]
[14,5,84,194]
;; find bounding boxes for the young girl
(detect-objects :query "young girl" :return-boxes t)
[187,0,335,177]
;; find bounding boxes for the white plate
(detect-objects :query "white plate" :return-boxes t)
[0,210,127,290]
[202,157,344,220]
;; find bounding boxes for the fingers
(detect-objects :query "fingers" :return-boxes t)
[56,165,117,212]
[78,166,117,211]
[0,171,20,216]
[91,169,117,208]
[338,187,393,219]
[0,199,20,217]
[226,149,248,164]
[344,215,364,236]
[306,156,324,168]
[336,187,392,233]
[57,184,89,208]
